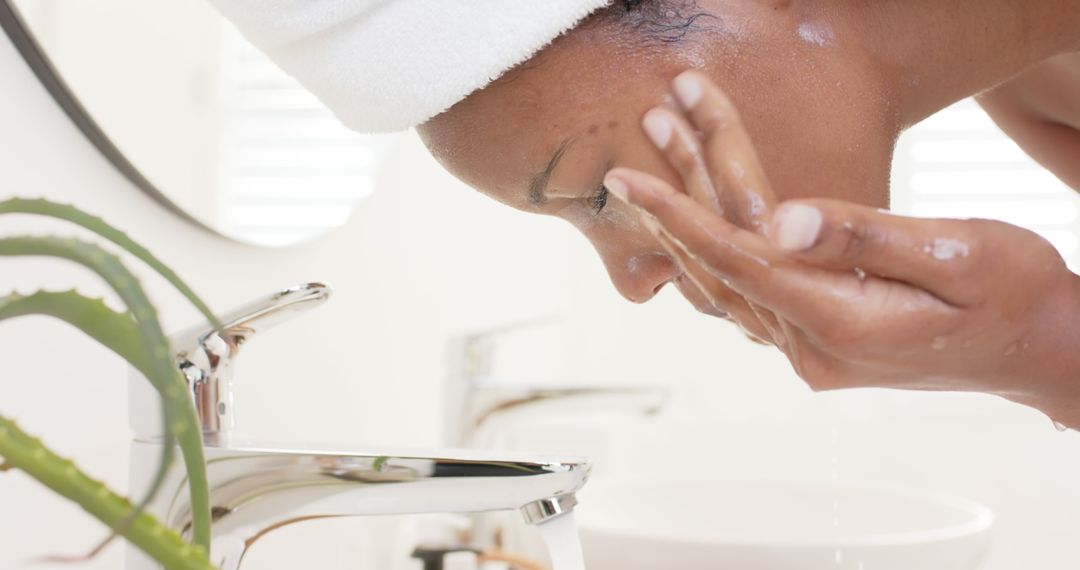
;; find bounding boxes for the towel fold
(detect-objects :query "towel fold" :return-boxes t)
[210,0,613,133]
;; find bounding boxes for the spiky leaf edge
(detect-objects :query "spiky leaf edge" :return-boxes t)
[0,416,215,570]
[0,237,211,554]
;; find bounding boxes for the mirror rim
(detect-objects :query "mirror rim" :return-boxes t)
[0,0,237,240]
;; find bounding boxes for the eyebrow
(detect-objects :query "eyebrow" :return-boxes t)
[527,138,573,206]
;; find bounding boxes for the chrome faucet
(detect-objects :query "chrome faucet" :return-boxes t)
[126,283,589,570]
[446,321,667,447]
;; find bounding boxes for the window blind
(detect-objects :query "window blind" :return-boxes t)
[891,98,1080,271]
[216,30,393,246]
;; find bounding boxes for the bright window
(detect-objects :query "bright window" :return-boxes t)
[891,98,1080,271]
[216,30,397,246]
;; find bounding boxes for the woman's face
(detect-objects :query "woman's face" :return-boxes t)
[417,2,897,312]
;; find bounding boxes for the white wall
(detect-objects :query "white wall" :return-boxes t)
[16,0,225,221]
[0,25,573,566]
[2,26,1080,570]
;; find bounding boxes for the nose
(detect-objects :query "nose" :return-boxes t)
[610,250,683,304]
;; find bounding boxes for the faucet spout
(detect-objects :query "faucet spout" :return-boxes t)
[130,441,589,569]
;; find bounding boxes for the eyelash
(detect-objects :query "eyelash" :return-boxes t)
[589,183,609,215]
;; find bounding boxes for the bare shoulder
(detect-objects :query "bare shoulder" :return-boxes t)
[976,52,1080,192]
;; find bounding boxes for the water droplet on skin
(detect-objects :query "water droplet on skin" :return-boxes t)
[853,267,867,281]
[1004,343,1019,356]
[747,193,765,217]
[931,336,948,351]
[731,160,746,181]
[625,252,668,278]
[797,21,836,47]
[1053,420,1069,432]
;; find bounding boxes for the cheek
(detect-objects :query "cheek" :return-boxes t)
[556,199,644,236]
[616,130,685,191]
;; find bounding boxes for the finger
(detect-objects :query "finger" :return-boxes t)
[653,226,776,343]
[605,167,921,333]
[604,167,780,300]
[641,107,725,215]
[783,336,869,391]
[747,301,787,350]
[769,198,978,304]
[670,70,779,233]
[609,167,964,361]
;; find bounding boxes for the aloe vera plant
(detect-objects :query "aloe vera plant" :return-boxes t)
[0,198,220,569]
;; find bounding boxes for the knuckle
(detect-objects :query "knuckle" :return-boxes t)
[701,107,741,135]
[835,219,872,260]
[667,141,702,175]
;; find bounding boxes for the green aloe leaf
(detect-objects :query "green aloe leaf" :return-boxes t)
[0,416,216,570]
[0,236,211,554]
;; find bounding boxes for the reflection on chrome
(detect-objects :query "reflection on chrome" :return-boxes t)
[130,441,588,569]
[127,283,589,569]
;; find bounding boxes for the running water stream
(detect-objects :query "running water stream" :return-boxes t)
[832,425,844,567]
[538,512,586,570]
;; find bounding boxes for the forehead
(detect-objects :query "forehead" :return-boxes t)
[418,25,677,208]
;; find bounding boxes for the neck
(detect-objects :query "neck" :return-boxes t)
[838,0,1080,126]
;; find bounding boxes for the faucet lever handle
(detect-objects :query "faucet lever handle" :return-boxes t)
[171,282,332,355]
[128,282,332,445]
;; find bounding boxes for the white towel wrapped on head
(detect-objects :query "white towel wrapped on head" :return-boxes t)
[210,0,614,133]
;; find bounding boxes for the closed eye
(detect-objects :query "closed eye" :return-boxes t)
[590,183,609,214]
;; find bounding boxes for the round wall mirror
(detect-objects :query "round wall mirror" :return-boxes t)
[1,0,398,247]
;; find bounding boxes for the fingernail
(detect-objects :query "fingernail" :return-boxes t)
[604,175,630,203]
[775,204,822,251]
[673,72,703,109]
[642,111,673,149]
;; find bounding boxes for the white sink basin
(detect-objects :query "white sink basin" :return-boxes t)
[576,479,993,570]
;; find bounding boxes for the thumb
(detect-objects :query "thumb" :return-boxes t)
[769,198,974,297]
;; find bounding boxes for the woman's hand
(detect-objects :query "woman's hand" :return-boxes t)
[604,71,1080,425]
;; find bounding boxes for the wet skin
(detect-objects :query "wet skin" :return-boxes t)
[417,0,1080,422]
[419,0,1080,308]
[418,0,896,307]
